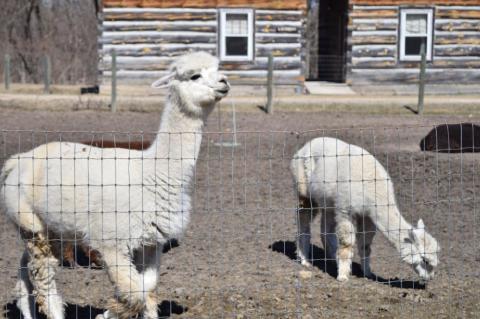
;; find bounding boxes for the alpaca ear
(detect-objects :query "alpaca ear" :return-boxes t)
[409,220,426,243]
[408,227,424,243]
[417,219,425,230]
[151,73,175,89]
[408,228,417,242]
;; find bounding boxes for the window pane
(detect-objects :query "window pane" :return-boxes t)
[226,14,248,35]
[406,14,427,34]
[405,37,427,55]
[226,36,248,56]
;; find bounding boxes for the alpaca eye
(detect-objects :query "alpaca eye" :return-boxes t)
[190,74,201,80]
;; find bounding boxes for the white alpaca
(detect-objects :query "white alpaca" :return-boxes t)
[1,52,230,319]
[291,137,440,282]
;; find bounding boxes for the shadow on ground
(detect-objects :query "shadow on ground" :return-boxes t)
[5,300,186,319]
[269,240,425,290]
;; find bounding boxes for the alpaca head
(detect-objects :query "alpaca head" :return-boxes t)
[402,219,440,282]
[152,52,230,117]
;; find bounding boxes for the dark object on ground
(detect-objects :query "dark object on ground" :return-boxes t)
[80,85,99,94]
[81,140,152,150]
[420,123,480,153]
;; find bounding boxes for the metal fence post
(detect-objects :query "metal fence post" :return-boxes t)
[266,53,274,114]
[43,55,51,94]
[111,50,117,112]
[231,100,239,146]
[4,54,10,90]
[418,43,426,115]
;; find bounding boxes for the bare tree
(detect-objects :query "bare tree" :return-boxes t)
[0,0,99,85]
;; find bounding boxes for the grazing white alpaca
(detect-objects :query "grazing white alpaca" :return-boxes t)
[291,137,440,282]
[1,52,230,319]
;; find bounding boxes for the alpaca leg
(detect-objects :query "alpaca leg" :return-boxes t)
[356,217,376,278]
[320,209,337,261]
[62,241,76,267]
[14,249,35,319]
[296,197,318,267]
[9,196,45,234]
[8,201,60,318]
[26,233,64,319]
[87,247,103,267]
[335,217,356,282]
[101,247,146,319]
[134,245,163,319]
[143,278,159,319]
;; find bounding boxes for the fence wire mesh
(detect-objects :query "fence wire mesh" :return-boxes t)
[0,122,478,319]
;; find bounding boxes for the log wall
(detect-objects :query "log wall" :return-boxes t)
[99,7,305,85]
[348,4,480,85]
[351,1,480,5]
[103,0,307,10]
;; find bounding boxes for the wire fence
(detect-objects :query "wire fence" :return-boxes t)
[0,122,478,318]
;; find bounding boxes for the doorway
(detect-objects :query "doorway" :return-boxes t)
[316,0,348,83]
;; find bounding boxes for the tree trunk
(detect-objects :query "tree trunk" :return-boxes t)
[0,0,99,85]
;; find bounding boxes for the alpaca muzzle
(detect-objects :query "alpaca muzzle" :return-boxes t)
[215,76,230,98]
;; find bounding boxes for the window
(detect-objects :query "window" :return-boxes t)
[219,9,254,61]
[399,9,434,61]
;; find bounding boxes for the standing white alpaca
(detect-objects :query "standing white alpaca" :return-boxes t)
[291,137,440,282]
[1,51,230,319]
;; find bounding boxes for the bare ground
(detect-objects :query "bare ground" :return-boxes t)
[0,108,479,318]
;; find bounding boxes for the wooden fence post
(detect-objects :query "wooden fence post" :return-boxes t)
[418,43,426,115]
[4,54,10,90]
[266,53,274,114]
[43,55,51,94]
[111,50,117,112]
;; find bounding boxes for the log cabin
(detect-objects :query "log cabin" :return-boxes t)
[99,0,480,90]
[309,0,480,87]
[99,0,307,87]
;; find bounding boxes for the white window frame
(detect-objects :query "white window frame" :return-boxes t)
[218,8,254,61]
[399,8,434,61]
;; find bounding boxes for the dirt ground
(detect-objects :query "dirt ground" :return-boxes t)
[0,107,478,318]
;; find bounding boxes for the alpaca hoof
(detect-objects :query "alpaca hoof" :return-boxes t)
[301,259,312,268]
[337,275,349,282]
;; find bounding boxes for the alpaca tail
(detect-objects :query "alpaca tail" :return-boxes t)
[0,156,18,187]
[291,153,312,199]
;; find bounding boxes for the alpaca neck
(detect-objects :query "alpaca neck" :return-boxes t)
[144,97,213,179]
[371,204,412,252]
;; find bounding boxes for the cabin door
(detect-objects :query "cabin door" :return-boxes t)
[317,0,348,82]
